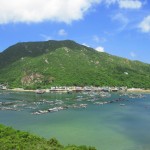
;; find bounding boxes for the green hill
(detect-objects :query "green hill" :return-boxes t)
[0,40,150,89]
[0,124,96,150]
[0,40,89,68]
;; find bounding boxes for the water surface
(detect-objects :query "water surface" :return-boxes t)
[0,91,150,150]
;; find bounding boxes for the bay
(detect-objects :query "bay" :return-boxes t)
[0,91,150,150]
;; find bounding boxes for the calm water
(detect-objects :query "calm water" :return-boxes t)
[0,91,150,150]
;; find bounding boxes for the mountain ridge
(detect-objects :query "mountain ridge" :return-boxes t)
[0,40,92,68]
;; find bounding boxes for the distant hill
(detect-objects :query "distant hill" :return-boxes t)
[0,40,150,89]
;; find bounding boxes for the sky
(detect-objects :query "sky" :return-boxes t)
[0,0,150,63]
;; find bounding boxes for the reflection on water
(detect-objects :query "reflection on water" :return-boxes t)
[0,90,150,150]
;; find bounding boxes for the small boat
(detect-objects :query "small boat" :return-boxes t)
[48,107,59,112]
[35,89,45,94]
[79,104,88,108]
[120,104,125,106]
[94,102,104,105]
[32,112,41,115]
[32,110,48,115]
[103,101,108,104]
[38,110,48,114]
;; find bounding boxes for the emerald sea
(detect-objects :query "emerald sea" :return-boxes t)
[0,91,150,150]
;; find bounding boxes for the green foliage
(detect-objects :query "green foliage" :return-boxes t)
[0,124,96,150]
[64,145,96,150]
[0,40,150,89]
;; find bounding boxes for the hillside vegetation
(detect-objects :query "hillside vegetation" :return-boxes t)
[0,124,96,150]
[0,40,150,89]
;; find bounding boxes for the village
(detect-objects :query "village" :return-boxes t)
[0,83,128,93]
[48,86,127,93]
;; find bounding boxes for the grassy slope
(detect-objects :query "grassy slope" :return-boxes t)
[0,40,150,89]
[0,124,96,150]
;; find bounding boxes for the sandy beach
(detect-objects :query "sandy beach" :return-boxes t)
[127,88,150,93]
[8,88,35,92]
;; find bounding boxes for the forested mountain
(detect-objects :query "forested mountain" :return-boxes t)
[0,40,150,89]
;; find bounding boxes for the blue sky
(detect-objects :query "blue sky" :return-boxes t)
[0,0,150,63]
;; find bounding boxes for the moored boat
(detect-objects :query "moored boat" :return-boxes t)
[35,89,45,94]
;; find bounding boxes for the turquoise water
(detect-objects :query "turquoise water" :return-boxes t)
[0,91,150,150]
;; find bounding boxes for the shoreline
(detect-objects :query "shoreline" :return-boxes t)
[7,88,36,92]
[1,87,150,93]
[127,88,150,93]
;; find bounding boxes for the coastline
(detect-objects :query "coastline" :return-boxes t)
[2,87,150,93]
[7,88,35,92]
[127,88,150,93]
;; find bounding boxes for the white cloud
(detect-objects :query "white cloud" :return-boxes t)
[82,43,90,47]
[40,34,52,41]
[105,0,116,5]
[119,0,142,9]
[105,0,142,9]
[0,0,143,24]
[58,29,67,36]
[0,0,100,24]
[130,52,136,58]
[95,46,105,52]
[138,15,150,33]
[112,13,129,24]
[112,13,129,31]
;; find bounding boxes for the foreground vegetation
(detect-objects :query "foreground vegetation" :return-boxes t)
[0,40,150,89]
[0,124,96,150]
